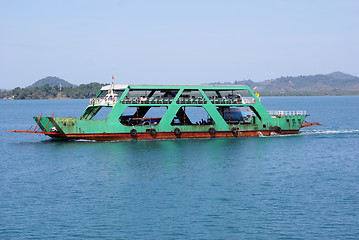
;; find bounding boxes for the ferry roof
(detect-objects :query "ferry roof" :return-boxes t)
[100,84,129,91]
[100,84,251,91]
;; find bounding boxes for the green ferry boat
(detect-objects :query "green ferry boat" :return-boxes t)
[9,84,320,141]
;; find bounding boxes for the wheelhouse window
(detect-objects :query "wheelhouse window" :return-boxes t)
[98,90,124,98]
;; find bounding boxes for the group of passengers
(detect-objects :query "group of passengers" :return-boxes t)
[121,93,245,104]
[195,119,213,125]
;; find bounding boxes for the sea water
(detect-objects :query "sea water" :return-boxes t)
[1,97,359,239]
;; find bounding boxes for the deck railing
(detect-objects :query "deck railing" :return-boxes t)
[89,96,257,106]
[122,97,175,104]
[268,110,307,116]
[176,97,207,104]
[90,97,118,106]
[209,97,256,104]
[242,97,256,104]
[210,98,241,104]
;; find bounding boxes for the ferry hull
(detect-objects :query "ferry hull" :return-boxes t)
[46,129,300,141]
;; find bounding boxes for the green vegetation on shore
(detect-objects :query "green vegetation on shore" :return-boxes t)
[0,83,106,100]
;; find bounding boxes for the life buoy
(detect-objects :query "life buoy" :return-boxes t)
[208,127,216,135]
[150,128,156,136]
[130,129,137,136]
[231,127,238,136]
[174,127,181,136]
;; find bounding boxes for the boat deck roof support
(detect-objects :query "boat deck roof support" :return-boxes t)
[92,84,273,125]
[98,84,252,91]
[127,85,252,91]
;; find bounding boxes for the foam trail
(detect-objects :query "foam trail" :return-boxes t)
[257,131,264,137]
[71,139,97,142]
[300,129,359,135]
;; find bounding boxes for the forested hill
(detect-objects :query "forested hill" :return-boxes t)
[0,75,108,99]
[1,82,106,100]
[28,76,76,88]
[210,72,359,96]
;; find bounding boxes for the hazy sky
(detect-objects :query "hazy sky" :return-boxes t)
[1,0,358,89]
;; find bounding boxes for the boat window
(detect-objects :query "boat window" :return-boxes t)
[123,89,178,103]
[91,106,113,120]
[203,89,252,98]
[217,106,259,125]
[176,89,206,104]
[203,89,257,105]
[98,90,124,98]
[119,106,167,126]
[171,106,214,126]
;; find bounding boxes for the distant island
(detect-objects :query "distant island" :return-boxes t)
[1,72,359,100]
[208,71,359,96]
[0,76,106,100]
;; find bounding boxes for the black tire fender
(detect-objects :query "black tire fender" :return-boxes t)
[130,129,137,136]
[231,127,238,135]
[174,127,181,135]
[150,128,156,136]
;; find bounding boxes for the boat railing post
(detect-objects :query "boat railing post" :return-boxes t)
[34,113,43,132]
[136,107,139,125]
[184,106,186,125]
[229,107,231,125]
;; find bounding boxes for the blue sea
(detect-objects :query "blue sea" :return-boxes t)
[1,97,359,239]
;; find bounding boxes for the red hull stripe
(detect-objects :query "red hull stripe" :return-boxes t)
[45,130,300,141]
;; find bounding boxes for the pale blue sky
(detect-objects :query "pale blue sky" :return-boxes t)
[1,0,358,89]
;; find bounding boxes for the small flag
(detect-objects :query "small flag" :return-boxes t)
[112,75,115,80]
[255,92,260,98]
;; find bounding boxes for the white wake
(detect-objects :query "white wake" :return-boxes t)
[299,129,359,135]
